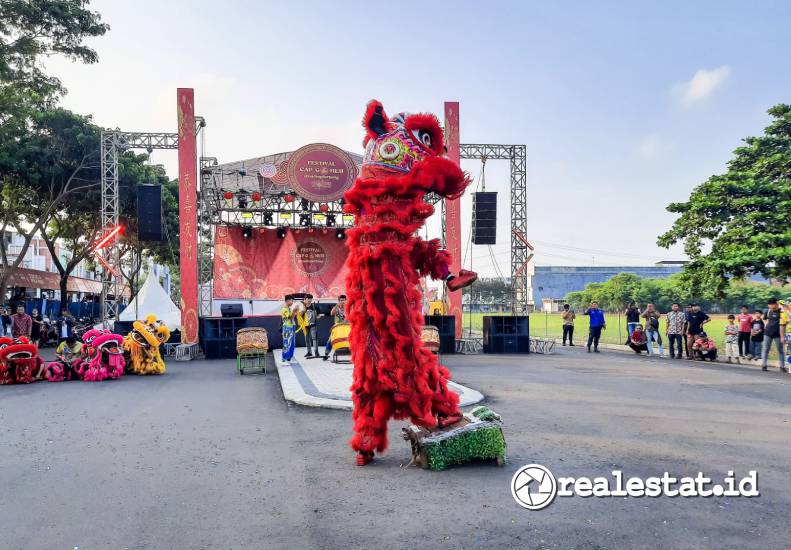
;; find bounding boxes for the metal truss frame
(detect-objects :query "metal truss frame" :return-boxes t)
[459,144,529,315]
[99,129,195,325]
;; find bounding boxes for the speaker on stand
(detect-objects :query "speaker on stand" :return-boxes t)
[472,192,497,245]
[137,184,163,242]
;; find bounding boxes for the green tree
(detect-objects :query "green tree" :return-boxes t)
[658,104,791,294]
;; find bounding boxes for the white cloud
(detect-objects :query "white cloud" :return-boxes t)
[672,65,732,105]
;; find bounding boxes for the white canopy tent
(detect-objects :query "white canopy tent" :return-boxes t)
[118,272,181,330]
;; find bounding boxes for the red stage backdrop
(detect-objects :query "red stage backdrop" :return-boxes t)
[177,88,198,343]
[213,227,349,300]
[444,101,463,337]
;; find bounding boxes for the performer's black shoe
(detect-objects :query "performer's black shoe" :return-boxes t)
[305,353,313,358]
[322,355,329,361]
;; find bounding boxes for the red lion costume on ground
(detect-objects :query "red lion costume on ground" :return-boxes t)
[0,337,45,384]
[344,100,477,465]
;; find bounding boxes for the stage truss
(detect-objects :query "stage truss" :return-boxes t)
[199,144,529,316]
[459,144,530,315]
[99,123,204,324]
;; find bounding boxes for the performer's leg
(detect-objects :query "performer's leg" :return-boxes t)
[350,391,393,465]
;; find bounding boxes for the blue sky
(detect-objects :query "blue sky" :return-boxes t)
[48,1,791,274]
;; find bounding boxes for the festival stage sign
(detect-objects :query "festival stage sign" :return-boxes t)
[444,101,463,338]
[213,226,349,300]
[284,143,358,202]
[177,88,199,343]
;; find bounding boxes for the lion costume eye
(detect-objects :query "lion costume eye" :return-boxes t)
[415,129,432,148]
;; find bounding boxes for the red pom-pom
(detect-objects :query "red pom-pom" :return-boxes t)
[284,193,295,203]
[251,191,262,202]
[319,203,329,213]
[223,191,234,200]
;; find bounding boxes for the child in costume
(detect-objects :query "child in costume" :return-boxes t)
[281,295,296,364]
[44,335,83,382]
[123,314,171,375]
[344,100,477,465]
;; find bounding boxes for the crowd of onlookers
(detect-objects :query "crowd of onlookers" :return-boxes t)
[559,298,789,373]
[0,306,78,347]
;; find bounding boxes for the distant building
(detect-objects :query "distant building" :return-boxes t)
[532,264,685,310]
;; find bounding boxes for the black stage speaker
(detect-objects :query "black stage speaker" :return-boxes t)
[221,303,243,318]
[472,192,497,245]
[483,315,530,354]
[424,315,455,354]
[137,184,163,241]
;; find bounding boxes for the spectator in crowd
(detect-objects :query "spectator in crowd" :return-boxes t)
[682,304,694,358]
[724,314,740,363]
[737,305,753,358]
[685,304,710,360]
[665,303,686,359]
[628,324,648,354]
[0,307,10,336]
[692,332,717,361]
[583,301,606,353]
[641,303,664,357]
[561,303,576,346]
[624,302,641,341]
[57,310,76,344]
[30,307,43,345]
[11,305,32,339]
[761,298,787,373]
[750,310,765,359]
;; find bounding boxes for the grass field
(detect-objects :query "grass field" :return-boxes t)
[461,312,767,354]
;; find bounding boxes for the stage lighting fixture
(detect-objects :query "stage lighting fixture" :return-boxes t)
[277,227,287,239]
[238,167,247,176]
[242,226,253,239]
[336,228,346,240]
[237,194,248,209]
[300,199,310,210]
[263,211,274,225]
[326,214,336,227]
[299,213,312,227]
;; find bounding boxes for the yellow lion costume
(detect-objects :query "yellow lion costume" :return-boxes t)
[123,314,171,375]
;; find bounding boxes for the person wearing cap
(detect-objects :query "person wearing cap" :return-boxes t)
[692,331,717,361]
[685,304,710,360]
[281,295,297,364]
[302,294,319,358]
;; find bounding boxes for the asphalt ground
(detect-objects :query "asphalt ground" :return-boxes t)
[1,347,789,549]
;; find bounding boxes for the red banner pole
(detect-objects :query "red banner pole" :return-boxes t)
[444,101,463,338]
[177,88,199,343]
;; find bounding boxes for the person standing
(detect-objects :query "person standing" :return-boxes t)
[30,307,43,345]
[302,294,319,359]
[761,298,787,373]
[57,310,76,344]
[11,305,32,339]
[750,310,765,359]
[281,295,297,364]
[737,305,753,358]
[624,302,641,341]
[685,304,710,360]
[724,315,740,363]
[560,303,576,346]
[642,303,664,357]
[665,303,686,359]
[682,304,694,358]
[1,308,11,336]
[323,294,347,361]
[583,301,606,353]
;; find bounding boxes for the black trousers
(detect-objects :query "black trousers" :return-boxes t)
[738,332,751,355]
[587,326,602,349]
[562,325,574,344]
[668,334,684,358]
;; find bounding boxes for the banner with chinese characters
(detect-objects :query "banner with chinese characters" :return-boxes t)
[444,101,463,337]
[213,226,349,300]
[177,88,198,342]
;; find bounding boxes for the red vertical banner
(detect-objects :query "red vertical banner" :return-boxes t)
[177,88,199,343]
[444,101,463,338]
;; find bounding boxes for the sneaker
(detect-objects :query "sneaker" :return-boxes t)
[593,348,600,353]
[569,343,575,346]
[782,367,790,374]
[587,346,591,353]
[762,366,768,371]
[447,269,478,291]
[322,355,329,361]
[562,343,566,346]
[305,353,313,358]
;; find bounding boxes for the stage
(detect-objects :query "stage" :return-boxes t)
[273,347,484,410]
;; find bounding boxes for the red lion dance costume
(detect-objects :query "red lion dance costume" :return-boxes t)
[345,100,477,465]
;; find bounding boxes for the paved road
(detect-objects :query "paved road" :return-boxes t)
[1,348,789,549]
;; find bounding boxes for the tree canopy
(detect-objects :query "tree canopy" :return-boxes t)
[658,104,791,294]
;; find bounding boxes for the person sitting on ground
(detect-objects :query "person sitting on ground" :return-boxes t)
[628,324,649,354]
[724,314,740,364]
[692,332,718,361]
